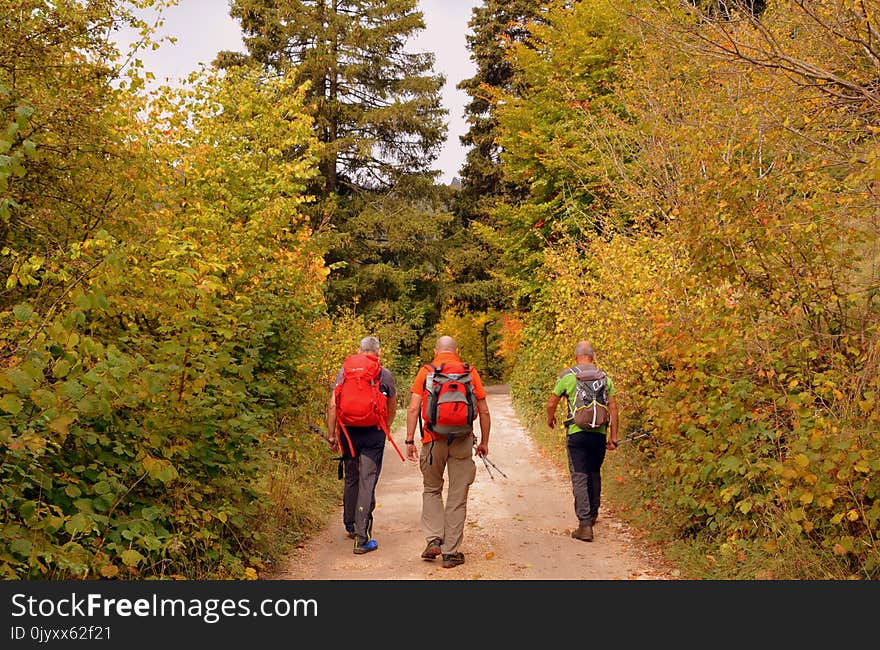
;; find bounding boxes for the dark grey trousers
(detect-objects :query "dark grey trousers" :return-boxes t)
[341,427,386,545]
[566,430,608,525]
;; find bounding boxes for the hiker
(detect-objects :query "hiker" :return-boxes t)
[546,340,619,542]
[326,336,397,555]
[404,335,491,569]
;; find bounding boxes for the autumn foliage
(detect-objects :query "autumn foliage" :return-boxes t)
[0,1,360,579]
[492,0,880,578]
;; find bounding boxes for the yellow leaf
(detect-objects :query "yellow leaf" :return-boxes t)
[100,564,120,578]
[49,413,75,436]
[244,567,258,580]
[485,552,495,560]
[120,549,144,567]
[847,509,859,522]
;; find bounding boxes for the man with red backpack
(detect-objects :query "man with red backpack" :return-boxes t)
[404,335,491,569]
[327,336,398,555]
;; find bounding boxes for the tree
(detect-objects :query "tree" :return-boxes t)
[220,0,454,361]
[457,0,541,219]
[442,0,543,317]
[221,0,447,194]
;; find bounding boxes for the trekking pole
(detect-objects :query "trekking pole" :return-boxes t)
[482,456,508,479]
[309,424,345,478]
[616,431,651,445]
[479,453,495,480]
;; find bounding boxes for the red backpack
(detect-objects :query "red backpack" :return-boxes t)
[333,353,404,461]
[421,362,478,440]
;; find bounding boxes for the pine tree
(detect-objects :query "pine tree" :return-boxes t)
[221,0,447,194]
[445,0,543,313]
[219,0,453,361]
[456,0,541,220]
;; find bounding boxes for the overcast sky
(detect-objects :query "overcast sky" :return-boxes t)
[123,0,480,183]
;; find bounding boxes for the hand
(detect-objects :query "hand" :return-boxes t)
[327,435,339,451]
[475,442,488,458]
[405,440,419,462]
[547,416,555,429]
[606,438,618,450]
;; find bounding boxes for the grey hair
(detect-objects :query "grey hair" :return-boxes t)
[575,340,595,359]
[359,336,381,354]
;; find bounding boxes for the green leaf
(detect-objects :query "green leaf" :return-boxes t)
[6,368,35,393]
[10,538,32,556]
[93,481,112,495]
[120,549,145,567]
[0,393,23,415]
[12,302,34,321]
[64,513,91,535]
[141,506,161,521]
[53,358,73,379]
[48,412,75,436]
[30,389,57,409]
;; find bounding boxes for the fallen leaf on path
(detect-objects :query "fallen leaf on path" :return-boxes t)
[485,552,495,560]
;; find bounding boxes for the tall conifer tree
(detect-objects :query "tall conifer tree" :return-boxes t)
[221,0,446,194]
[446,0,542,312]
[219,0,452,360]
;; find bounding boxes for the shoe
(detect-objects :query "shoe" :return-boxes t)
[571,523,594,542]
[353,539,378,554]
[421,538,442,560]
[441,552,465,568]
[345,523,356,539]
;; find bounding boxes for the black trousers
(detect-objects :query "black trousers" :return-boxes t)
[340,426,386,545]
[566,429,607,525]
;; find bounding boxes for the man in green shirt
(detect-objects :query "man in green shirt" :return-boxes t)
[546,340,619,542]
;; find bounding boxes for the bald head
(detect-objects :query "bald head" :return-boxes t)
[435,335,458,353]
[575,340,595,361]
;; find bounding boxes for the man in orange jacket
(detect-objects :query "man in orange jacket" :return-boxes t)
[404,335,491,569]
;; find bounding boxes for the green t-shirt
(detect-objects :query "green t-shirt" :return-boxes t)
[552,365,616,435]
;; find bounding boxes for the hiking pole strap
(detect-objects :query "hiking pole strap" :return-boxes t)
[338,422,356,458]
[380,419,405,462]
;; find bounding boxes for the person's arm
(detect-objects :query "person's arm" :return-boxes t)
[607,395,619,449]
[326,390,339,451]
[386,396,397,430]
[546,393,562,429]
[385,373,398,430]
[474,397,490,457]
[404,392,421,461]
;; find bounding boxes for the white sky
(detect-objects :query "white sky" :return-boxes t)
[124,0,480,183]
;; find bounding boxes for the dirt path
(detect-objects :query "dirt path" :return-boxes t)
[272,386,677,580]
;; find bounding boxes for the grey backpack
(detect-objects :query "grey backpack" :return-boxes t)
[570,366,609,429]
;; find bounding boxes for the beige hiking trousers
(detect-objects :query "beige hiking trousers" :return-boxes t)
[419,434,477,556]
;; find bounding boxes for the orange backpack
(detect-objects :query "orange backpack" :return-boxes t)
[333,354,404,461]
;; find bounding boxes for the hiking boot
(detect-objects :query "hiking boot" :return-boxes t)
[345,523,356,539]
[421,538,442,560]
[353,539,378,555]
[572,523,594,542]
[441,552,465,569]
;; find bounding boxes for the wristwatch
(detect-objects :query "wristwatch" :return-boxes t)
[405,440,415,445]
